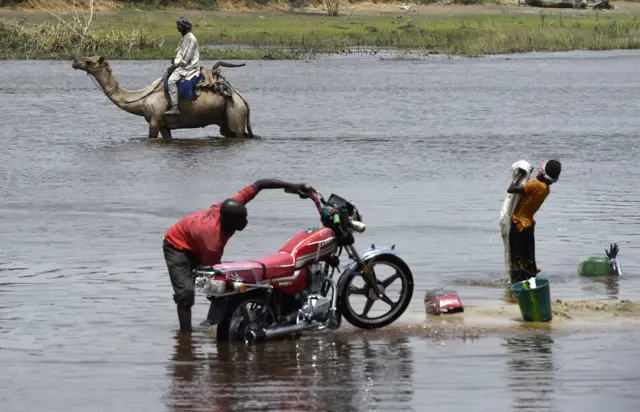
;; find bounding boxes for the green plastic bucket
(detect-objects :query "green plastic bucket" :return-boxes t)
[510,278,552,322]
[577,256,612,277]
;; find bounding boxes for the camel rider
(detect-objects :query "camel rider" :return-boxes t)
[163,179,313,333]
[165,17,200,115]
[507,160,562,284]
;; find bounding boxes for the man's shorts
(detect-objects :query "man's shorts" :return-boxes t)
[163,238,200,307]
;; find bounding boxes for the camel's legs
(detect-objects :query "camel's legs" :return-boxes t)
[160,128,173,139]
[148,123,160,139]
[220,126,237,138]
[225,109,247,139]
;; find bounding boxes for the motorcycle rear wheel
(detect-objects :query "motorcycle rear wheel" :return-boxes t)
[216,293,275,342]
[337,254,414,329]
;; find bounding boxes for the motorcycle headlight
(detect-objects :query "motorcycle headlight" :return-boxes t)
[196,277,227,296]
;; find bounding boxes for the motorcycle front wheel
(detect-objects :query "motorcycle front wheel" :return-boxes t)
[336,254,414,329]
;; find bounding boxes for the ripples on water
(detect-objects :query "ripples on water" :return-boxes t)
[1,50,640,411]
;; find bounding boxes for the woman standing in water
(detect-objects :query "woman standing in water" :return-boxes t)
[507,160,562,284]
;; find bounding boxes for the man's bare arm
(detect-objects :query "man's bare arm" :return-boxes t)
[507,170,526,194]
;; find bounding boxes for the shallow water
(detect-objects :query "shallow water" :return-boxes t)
[1,49,640,411]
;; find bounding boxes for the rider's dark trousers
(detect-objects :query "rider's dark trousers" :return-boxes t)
[509,222,537,284]
[163,238,200,308]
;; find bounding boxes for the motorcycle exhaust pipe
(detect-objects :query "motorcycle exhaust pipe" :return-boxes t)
[245,321,318,343]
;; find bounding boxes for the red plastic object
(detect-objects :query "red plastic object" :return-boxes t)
[424,289,464,315]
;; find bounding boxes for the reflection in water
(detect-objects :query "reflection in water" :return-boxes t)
[357,336,415,410]
[581,276,620,300]
[504,333,555,411]
[604,276,620,298]
[145,137,254,149]
[165,332,414,411]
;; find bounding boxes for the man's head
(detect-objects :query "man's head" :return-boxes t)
[176,17,192,35]
[220,199,248,233]
[537,159,562,185]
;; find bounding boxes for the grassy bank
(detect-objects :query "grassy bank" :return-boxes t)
[0,19,303,59]
[3,3,640,59]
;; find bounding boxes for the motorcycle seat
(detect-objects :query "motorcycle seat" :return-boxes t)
[213,252,296,281]
[253,252,297,279]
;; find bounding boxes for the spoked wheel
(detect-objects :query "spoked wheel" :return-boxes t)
[216,295,276,342]
[337,255,414,329]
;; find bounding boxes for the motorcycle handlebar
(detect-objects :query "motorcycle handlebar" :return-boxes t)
[284,186,323,210]
[284,187,366,233]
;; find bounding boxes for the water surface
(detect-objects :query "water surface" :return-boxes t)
[1,49,640,411]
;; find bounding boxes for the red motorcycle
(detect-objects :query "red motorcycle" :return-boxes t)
[193,187,415,342]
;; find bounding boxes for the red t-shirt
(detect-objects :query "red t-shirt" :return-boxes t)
[164,184,258,266]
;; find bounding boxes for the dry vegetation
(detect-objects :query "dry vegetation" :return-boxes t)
[3,0,640,59]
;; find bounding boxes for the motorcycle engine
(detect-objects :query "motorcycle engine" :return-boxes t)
[307,263,326,294]
[299,264,332,322]
[301,295,332,322]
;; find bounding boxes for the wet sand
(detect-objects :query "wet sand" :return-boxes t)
[420,298,640,336]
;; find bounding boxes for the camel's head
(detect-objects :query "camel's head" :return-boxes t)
[72,56,110,74]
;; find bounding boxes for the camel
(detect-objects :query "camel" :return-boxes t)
[71,56,257,139]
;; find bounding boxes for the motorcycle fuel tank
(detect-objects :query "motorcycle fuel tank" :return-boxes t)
[279,226,338,268]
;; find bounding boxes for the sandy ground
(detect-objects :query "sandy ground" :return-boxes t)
[310,297,640,342]
[402,298,640,339]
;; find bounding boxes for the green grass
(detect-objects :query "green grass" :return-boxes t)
[3,7,640,59]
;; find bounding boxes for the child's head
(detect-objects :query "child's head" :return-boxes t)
[537,160,562,184]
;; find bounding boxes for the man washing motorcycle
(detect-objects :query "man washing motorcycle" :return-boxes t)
[163,179,313,333]
[165,17,200,116]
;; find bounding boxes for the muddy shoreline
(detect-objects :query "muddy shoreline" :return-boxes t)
[196,299,640,343]
[416,298,640,337]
